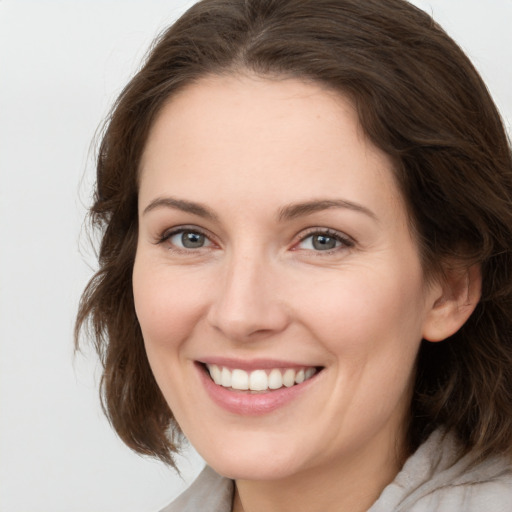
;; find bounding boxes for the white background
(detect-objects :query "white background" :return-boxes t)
[0,1,511,511]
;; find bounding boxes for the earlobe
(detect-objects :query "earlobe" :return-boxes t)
[422,264,481,342]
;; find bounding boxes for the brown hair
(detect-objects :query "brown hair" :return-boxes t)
[76,0,512,466]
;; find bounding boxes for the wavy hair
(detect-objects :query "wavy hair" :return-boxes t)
[76,0,512,465]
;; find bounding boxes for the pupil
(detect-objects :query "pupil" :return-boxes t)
[313,235,336,250]
[182,232,204,248]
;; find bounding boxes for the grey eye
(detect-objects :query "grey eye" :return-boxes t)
[298,233,342,251]
[169,230,209,249]
[312,234,338,250]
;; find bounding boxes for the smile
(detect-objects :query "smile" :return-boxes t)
[197,360,324,415]
[205,364,318,392]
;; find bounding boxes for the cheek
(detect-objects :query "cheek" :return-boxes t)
[293,265,427,357]
[132,261,207,351]
[132,260,208,415]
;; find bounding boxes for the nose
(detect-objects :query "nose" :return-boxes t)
[206,251,290,342]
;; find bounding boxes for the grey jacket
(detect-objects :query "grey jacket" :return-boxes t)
[161,430,512,511]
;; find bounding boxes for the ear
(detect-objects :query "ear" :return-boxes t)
[422,263,481,342]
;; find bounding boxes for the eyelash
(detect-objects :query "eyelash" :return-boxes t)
[294,228,355,254]
[156,226,355,254]
[156,226,214,253]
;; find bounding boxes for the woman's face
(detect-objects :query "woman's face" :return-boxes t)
[133,75,441,481]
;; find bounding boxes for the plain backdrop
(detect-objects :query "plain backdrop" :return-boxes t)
[0,1,511,511]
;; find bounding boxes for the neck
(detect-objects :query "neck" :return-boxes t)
[232,431,406,512]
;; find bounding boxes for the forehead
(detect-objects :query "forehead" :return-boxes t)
[141,74,367,168]
[138,74,404,223]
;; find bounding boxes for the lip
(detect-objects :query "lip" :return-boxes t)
[196,360,322,416]
[198,356,317,372]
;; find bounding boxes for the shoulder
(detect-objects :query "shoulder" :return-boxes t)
[369,430,512,512]
[159,466,233,512]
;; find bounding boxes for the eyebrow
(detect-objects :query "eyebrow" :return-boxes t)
[278,199,377,222]
[142,196,376,223]
[279,199,377,221]
[142,197,218,221]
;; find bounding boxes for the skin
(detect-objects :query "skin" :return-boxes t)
[133,74,478,512]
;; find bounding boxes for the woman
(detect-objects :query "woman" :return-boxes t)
[76,0,512,510]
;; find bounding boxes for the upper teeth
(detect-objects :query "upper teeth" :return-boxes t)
[206,365,317,391]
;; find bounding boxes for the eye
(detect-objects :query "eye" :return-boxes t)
[160,228,214,250]
[295,229,353,252]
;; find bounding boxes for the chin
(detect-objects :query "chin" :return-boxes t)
[193,432,314,481]
[208,455,304,482]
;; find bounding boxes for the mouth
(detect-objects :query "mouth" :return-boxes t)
[203,363,320,393]
[196,360,324,415]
